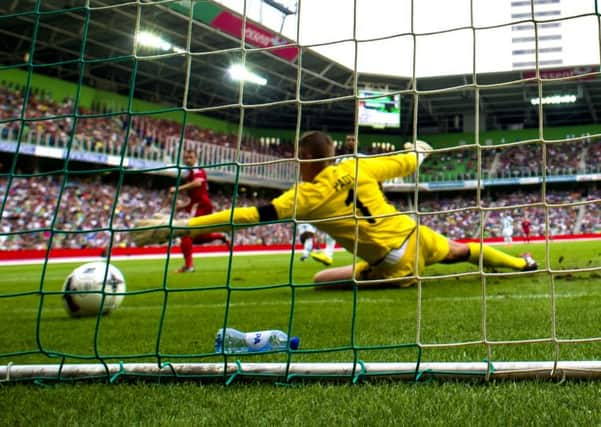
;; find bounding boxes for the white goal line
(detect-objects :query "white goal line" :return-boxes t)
[13,290,601,315]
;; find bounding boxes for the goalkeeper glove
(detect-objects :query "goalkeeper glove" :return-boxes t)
[132,216,189,246]
[403,140,432,167]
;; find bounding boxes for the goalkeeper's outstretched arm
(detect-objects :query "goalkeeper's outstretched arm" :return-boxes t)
[132,206,262,246]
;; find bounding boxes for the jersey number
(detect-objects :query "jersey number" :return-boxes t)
[345,189,376,224]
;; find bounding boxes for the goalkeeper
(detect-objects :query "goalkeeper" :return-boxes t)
[133,131,537,288]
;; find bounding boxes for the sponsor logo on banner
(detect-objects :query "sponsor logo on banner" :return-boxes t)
[168,1,298,62]
[211,11,299,62]
[522,66,598,80]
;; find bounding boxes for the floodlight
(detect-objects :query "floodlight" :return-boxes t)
[228,64,267,86]
[136,31,184,53]
[530,94,577,106]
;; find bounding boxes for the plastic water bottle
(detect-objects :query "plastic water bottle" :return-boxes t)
[215,328,300,353]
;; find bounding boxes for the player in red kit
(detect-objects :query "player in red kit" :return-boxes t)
[170,149,228,273]
[521,216,531,243]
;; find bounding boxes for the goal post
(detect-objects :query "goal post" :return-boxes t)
[4,361,601,384]
[1,0,601,384]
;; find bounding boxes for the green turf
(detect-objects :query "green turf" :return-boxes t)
[3,381,601,426]
[1,240,600,424]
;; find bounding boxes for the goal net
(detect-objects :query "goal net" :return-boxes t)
[1,0,601,384]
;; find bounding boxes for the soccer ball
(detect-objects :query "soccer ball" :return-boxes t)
[62,262,126,317]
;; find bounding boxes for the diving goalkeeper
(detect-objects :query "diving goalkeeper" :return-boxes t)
[133,131,537,288]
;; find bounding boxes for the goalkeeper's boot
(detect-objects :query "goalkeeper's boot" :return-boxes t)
[521,253,538,271]
[311,251,333,266]
[176,266,196,273]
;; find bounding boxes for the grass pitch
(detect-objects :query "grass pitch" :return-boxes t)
[1,240,601,425]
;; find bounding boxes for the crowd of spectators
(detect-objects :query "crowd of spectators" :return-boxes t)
[1,83,601,250]
[0,84,295,164]
[390,188,601,240]
[395,138,599,182]
[0,174,299,250]
[418,137,598,182]
[578,191,601,234]
[419,148,479,181]
[3,84,601,181]
[411,194,481,240]
[487,139,591,178]
[480,189,599,238]
[1,173,599,250]
[586,139,601,174]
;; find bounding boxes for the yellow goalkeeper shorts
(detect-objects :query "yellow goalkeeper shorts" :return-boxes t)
[355,225,450,288]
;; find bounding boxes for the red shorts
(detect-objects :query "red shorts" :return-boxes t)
[184,204,212,217]
[193,206,213,217]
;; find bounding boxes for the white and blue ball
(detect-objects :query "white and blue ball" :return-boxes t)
[62,262,126,317]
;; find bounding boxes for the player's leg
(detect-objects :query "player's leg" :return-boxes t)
[177,235,195,273]
[193,233,229,246]
[174,206,196,272]
[300,232,314,261]
[311,234,335,266]
[416,225,536,271]
[445,240,536,271]
[314,228,429,290]
[325,235,336,259]
[313,262,403,289]
[503,228,513,245]
[313,265,353,287]
[192,207,229,246]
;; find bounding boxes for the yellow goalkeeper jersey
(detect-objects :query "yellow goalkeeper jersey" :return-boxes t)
[271,153,418,265]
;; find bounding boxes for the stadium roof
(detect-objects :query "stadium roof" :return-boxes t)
[1,0,601,135]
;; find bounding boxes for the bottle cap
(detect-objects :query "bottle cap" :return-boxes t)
[215,329,224,353]
[290,336,300,350]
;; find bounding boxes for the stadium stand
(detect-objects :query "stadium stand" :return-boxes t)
[0,174,294,250]
[1,82,600,250]
[1,173,598,250]
[0,85,295,163]
[3,84,601,181]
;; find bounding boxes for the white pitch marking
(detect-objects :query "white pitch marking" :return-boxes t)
[11,292,598,314]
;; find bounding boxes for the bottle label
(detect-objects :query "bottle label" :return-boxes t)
[244,331,270,352]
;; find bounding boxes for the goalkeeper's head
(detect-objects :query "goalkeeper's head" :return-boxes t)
[299,131,335,182]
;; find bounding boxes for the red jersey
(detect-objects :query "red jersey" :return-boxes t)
[521,219,531,233]
[185,167,213,215]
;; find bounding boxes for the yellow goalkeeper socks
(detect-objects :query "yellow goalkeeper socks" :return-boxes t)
[467,242,526,270]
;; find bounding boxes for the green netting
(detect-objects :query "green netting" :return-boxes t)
[1,0,601,385]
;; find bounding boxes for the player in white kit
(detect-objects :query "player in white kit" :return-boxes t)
[502,214,514,245]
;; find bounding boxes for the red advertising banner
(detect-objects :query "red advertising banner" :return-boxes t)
[212,10,299,62]
[1,234,600,262]
[522,66,598,80]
